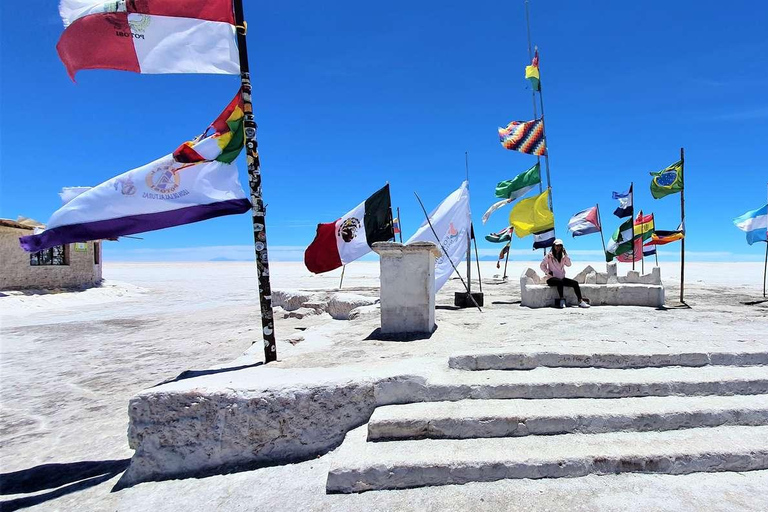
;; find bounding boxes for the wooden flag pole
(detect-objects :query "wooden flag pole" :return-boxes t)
[639,209,645,275]
[234,0,276,362]
[680,147,686,303]
[655,247,659,267]
[339,265,346,290]
[396,206,403,243]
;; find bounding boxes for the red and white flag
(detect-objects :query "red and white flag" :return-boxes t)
[57,0,240,80]
[304,185,394,274]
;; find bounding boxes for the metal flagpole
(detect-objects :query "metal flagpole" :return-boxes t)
[654,246,659,267]
[639,209,645,275]
[630,182,635,271]
[339,265,346,289]
[502,240,511,280]
[524,0,544,197]
[680,147,686,303]
[595,203,608,257]
[233,0,276,362]
[534,48,554,216]
[465,152,472,293]
[414,193,482,312]
[763,241,767,299]
[472,224,483,294]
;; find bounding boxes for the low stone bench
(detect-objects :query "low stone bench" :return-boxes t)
[520,263,665,308]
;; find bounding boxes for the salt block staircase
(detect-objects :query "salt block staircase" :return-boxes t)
[326,350,768,493]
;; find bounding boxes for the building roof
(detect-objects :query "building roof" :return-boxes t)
[0,218,36,231]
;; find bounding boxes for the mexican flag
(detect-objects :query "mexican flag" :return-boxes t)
[304,185,394,274]
[57,0,240,79]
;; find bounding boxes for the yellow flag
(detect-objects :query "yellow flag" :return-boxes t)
[509,189,554,238]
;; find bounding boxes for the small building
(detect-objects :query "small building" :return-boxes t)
[0,218,103,290]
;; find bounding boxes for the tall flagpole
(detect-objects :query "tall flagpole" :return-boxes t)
[524,0,544,197]
[595,203,608,256]
[234,0,277,363]
[535,47,554,216]
[631,182,635,270]
[680,147,686,303]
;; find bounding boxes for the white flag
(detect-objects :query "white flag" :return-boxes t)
[407,181,471,291]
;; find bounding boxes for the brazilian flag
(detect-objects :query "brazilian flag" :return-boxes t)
[650,161,683,199]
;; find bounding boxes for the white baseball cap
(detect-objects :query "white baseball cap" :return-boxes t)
[553,239,564,246]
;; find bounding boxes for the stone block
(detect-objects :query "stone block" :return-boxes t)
[372,242,440,335]
[327,293,378,320]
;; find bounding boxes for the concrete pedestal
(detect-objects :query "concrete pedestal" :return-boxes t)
[372,242,441,336]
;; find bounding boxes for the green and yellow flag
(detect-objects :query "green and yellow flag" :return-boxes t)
[509,189,553,238]
[525,50,540,91]
[650,161,683,199]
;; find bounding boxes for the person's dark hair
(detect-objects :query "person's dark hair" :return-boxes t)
[552,244,563,262]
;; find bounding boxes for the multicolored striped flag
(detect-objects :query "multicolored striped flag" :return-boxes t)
[605,218,634,262]
[645,228,685,246]
[56,0,240,80]
[525,49,540,91]
[634,212,655,241]
[19,91,251,252]
[392,217,401,235]
[498,119,546,156]
[612,185,633,218]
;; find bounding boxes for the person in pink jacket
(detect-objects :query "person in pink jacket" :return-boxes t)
[540,239,590,308]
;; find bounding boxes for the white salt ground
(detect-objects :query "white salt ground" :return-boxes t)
[1,261,767,511]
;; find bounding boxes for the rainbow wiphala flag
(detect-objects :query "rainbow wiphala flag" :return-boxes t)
[498,118,546,156]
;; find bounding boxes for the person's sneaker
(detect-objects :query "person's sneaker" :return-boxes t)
[578,300,591,308]
[559,299,566,309]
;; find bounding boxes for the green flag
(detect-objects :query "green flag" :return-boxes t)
[495,163,541,200]
[605,217,634,262]
[650,161,683,199]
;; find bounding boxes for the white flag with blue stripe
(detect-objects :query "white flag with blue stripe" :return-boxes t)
[733,204,768,245]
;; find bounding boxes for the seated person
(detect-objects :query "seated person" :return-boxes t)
[540,239,590,308]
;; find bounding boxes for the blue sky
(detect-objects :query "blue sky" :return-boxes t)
[1,0,767,263]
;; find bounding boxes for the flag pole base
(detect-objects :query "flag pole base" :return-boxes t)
[454,292,484,308]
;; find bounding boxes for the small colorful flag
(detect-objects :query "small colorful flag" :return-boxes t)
[304,184,394,274]
[485,226,513,243]
[617,238,644,263]
[567,206,601,237]
[56,0,240,80]
[612,185,633,218]
[733,204,768,245]
[650,161,684,199]
[482,163,541,224]
[634,212,655,241]
[605,217,634,262]
[19,91,251,253]
[498,119,546,156]
[392,217,401,235]
[646,229,684,246]
[497,242,511,268]
[643,243,657,257]
[508,189,554,238]
[532,228,556,249]
[525,49,540,91]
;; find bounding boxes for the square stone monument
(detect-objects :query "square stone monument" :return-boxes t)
[372,241,441,336]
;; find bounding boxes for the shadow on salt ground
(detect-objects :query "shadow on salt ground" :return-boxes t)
[0,459,130,512]
[153,362,264,387]
[364,325,438,342]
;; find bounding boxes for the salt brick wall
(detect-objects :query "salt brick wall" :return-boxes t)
[0,227,103,290]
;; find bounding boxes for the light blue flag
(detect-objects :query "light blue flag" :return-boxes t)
[733,204,768,245]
